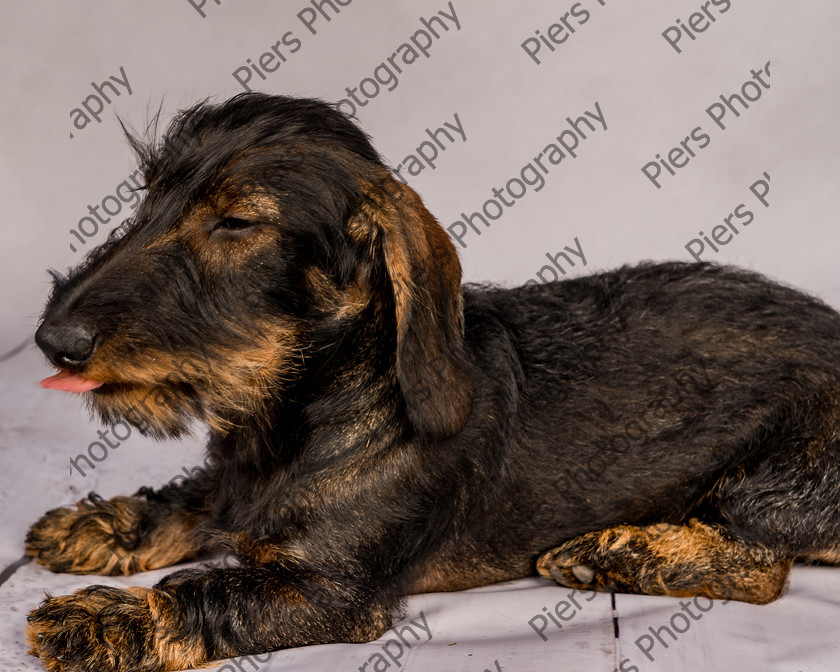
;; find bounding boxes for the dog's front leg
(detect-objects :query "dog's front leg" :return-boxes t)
[26,564,392,672]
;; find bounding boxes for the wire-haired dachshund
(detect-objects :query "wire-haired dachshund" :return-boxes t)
[24,93,840,671]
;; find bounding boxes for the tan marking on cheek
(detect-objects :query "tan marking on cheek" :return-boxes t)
[84,324,294,386]
[305,265,371,320]
[81,321,302,433]
[199,325,303,432]
[346,211,374,243]
[305,266,344,306]
[83,347,209,386]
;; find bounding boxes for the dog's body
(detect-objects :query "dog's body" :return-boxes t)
[24,94,840,671]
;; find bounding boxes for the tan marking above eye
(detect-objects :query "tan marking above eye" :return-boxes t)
[177,188,282,236]
[217,190,282,221]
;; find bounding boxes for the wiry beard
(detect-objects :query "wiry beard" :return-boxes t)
[75,323,303,439]
[84,381,204,440]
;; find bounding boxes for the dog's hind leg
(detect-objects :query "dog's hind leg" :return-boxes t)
[25,477,211,576]
[537,519,792,604]
[712,383,840,571]
[540,382,840,604]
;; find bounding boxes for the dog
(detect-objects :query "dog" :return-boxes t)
[24,92,840,672]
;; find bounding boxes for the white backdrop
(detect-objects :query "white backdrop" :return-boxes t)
[1,2,840,671]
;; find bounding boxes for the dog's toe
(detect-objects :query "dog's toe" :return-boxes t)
[545,563,599,590]
[571,564,596,584]
[537,532,620,592]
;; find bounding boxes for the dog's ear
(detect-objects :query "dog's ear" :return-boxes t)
[360,175,473,438]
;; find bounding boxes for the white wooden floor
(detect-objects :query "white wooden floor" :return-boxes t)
[2,345,839,672]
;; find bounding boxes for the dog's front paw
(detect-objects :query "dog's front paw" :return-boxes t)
[27,586,161,672]
[25,494,148,575]
[27,584,206,672]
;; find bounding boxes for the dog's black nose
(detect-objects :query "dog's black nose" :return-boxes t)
[35,320,98,369]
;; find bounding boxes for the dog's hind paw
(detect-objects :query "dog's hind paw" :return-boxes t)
[537,520,792,603]
[537,524,691,593]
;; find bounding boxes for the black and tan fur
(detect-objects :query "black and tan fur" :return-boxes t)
[24,93,840,671]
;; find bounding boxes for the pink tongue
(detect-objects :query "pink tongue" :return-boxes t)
[40,372,104,393]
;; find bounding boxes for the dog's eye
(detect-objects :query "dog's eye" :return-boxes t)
[215,217,256,232]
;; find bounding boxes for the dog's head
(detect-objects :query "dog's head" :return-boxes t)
[36,94,473,440]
